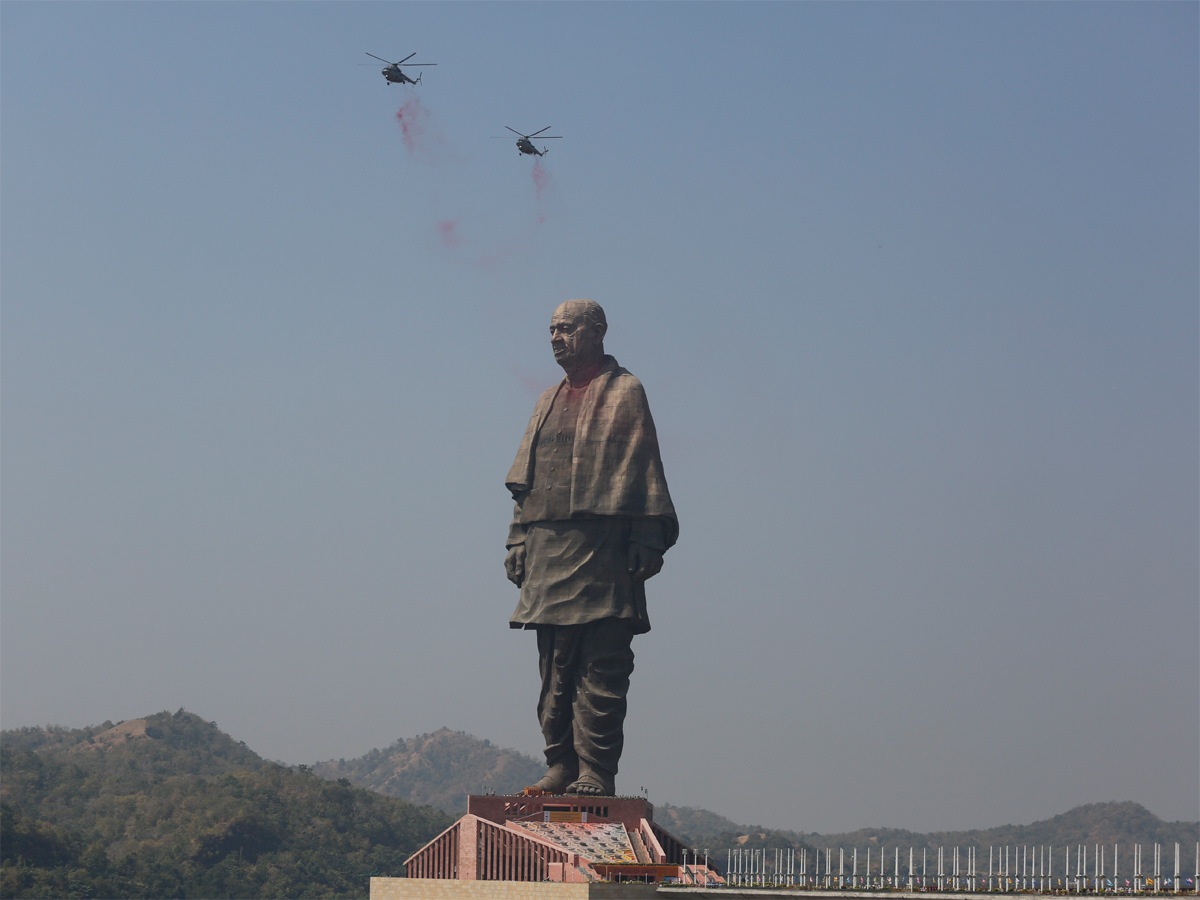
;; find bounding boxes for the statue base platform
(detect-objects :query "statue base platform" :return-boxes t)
[393,794,722,889]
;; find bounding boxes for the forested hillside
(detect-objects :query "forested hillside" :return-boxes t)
[311,727,544,814]
[0,710,453,899]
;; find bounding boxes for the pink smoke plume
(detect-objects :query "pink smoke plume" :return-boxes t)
[394,95,446,161]
[531,160,558,225]
[528,159,564,227]
[531,160,551,201]
[436,219,463,249]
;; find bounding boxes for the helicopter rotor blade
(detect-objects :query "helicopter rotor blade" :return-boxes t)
[397,52,418,65]
[504,126,526,136]
[365,52,396,64]
[529,126,553,136]
[403,63,436,65]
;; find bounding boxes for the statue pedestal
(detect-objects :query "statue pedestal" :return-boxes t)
[390,794,722,889]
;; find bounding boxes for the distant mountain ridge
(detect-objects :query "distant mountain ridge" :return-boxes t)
[797,801,1200,851]
[657,801,1200,854]
[309,728,1198,853]
[311,727,544,814]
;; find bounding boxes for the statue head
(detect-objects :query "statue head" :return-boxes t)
[550,299,607,374]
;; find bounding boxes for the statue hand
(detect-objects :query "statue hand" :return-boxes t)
[627,542,664,582]
[505,545,526,587]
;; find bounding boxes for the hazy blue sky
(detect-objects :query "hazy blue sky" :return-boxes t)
[3,2,1196,834]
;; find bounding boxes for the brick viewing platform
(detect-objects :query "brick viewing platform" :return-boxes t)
[392,794,722,888]
[373,825,1199,900]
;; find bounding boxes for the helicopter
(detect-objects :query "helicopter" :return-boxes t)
[365,52,436,85]
[499,126,562,157]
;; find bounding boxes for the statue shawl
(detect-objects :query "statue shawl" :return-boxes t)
[506,356,679,549]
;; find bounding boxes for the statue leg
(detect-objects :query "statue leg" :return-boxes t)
[529,624,580,793]
[565,617,635,796]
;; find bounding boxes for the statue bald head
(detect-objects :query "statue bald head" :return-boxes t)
[554,299,607,333]
[550,299,607,379]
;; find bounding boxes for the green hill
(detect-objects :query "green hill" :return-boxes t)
[0,710,454,899]
[311,727,545,814]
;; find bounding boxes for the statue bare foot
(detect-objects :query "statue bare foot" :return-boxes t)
[524,759,577,796]
[565,763,614,796]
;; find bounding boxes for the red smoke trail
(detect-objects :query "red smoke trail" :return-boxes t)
[436,219,463,249]
[393,95,446,160]
[530,160,557,224]
[394,98,428,152]
[531,160,550,200]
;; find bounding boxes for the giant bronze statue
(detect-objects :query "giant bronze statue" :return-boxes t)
[505,300,677,797]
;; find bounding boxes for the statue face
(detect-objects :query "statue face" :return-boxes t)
[550,304,603,369]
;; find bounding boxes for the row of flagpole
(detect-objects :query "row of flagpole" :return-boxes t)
[720,842,1199,893]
